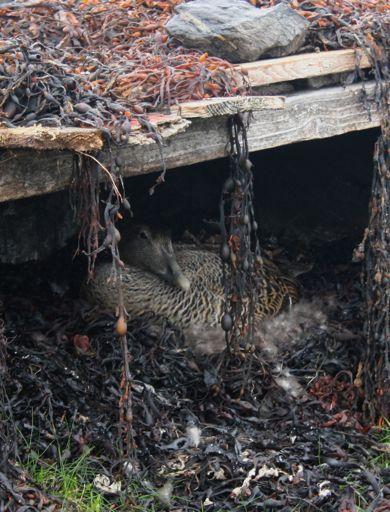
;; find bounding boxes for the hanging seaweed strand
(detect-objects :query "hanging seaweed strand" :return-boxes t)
[71,153,101,279]
[363,135,390,420]
[70,151,135,456]
[357,22,389,421]
[220,113,261,354]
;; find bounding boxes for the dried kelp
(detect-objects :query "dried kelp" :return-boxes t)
[349,16,390,420]
[362,100,389,419]
[0,243,388,510]
[255,0,389,52]
[71,151,135,456]
[0,0,239,137]
[0,1,388,134]
[219,114,260,353]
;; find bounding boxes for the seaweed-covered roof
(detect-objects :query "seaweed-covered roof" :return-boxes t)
[0,0,387,138]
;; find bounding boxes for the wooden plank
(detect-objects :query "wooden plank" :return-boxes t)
[237,49,371,87]
[0,127,103,152]
[0,117,186,151]
[0,96,283,153]
[0,96,283,151]
[0,49,372,152]
[171,95,285,118]
[0,82,380,203]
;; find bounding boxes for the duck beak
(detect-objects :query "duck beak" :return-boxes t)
[173,271,191,292]
[164,254,191,292]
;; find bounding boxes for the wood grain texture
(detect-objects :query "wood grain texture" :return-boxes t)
[237,49,371,87]
[171,95,285,118]
[0,127,103,152]
[0,82,380,202]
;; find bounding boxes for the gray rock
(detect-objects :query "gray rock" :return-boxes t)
[165,0,309,63]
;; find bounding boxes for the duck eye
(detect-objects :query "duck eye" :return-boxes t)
[139,230,148,240]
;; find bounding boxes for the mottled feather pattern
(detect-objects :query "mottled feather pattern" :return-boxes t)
[85,246,299,328]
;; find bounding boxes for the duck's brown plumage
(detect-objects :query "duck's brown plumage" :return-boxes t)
[84,224,299,329]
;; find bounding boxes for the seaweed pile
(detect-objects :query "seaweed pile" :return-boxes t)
[0,0,387,134]
[0,0,239,136]
[256,1,388,52]
[0,232,389,511]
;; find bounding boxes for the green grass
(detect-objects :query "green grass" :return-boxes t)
[26,448,116,511]
[16,415,153,511]
[371,418,390,469]
[23,447,166,512]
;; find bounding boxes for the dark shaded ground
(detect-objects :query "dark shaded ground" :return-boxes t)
[1,130,388,510]
[1,226,389,511]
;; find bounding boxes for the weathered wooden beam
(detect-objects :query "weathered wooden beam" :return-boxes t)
[0,126,103,152]
[237,49,371,87]
[0,116,187,151]
[0,49,373,153]
[171,95,285,118]
[0,82,380,203]
[0,96,282,151]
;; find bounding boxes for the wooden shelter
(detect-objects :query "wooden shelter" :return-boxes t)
[0,49,379,203]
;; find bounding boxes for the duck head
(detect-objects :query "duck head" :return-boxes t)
[121,223,191,292]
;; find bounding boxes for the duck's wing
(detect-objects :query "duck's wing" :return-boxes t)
[255,261,300,318]
[85,260,224,328]
[83,262,175,317]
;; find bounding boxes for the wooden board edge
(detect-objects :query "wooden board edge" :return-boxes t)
[237,49,372,88]
[171,95,285,118]
[0,127,104,152]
